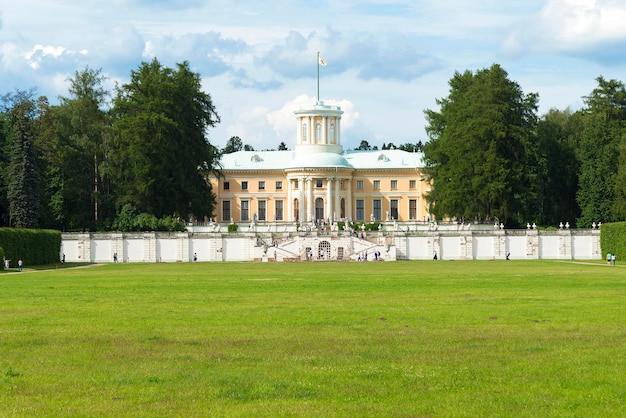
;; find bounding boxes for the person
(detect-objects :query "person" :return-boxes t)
[611,253,616,266]
[433,251,438,260]
[193,252,198,262]
[61,253,65,263]
[113,252,118,263]
[506,251,510,260]
[18,259,23,272]
[4,258,9,270]
[607,252,611,265]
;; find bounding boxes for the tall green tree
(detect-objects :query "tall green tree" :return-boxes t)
[110,59,220,219]
[423,64,540,225]
[535,108,582,226]
[576,77,626,226]
[47,67,111,230]
[3,91,41,228]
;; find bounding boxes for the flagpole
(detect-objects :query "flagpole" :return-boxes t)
[316,51,320,103]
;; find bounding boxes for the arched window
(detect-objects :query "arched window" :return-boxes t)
[293,198,299,222]
[302,123,308,142]
[340,198,345,219]
[329,122,335,144]
[315,122,322,143]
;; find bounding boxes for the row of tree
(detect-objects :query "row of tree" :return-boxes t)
[423,64,626,228]
[0,59,220,231]
[1,60,624,230]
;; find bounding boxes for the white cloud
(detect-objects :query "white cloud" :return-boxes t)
[503,0,626,63]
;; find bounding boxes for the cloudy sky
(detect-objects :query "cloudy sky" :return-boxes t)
[2,0,626,150]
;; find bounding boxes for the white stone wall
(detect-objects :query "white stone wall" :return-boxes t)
[61,228,602,263]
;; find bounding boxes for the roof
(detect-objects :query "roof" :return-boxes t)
[218,149,424,171]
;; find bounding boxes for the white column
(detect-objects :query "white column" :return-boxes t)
[336,116,341,145]
[326,178,332,222]
[307,178,313,222]
[334,178,341,221]
[299,178,305,223]
[287,178,293,222]
[347,179,352,220]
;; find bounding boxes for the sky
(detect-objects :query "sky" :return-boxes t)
[2,0,626,150]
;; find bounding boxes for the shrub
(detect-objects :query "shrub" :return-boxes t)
[0,228,62,266]
[600,222,626,260]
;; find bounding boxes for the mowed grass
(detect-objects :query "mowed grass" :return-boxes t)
[1,260,624,417]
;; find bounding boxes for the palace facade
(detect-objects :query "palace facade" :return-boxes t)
[210,100,431,225]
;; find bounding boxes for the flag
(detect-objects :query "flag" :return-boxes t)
[319,57,327,66]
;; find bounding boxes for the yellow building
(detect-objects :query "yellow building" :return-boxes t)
[211,100,430,225]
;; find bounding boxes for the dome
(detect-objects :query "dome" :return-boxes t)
[289,151,353,168]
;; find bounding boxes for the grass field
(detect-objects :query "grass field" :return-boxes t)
[1,260,625,417]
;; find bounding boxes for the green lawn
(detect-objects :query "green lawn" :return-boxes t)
[1,260,624,417]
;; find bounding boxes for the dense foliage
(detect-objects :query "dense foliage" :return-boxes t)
[423,64,540,226]
[0,227,61,265]
[0,60,221,231]
[599,222,626,261]
[424,65,626,227]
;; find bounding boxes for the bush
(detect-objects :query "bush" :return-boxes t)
[600,222,626,261]
[112,204,186,232]
[0,228,62,266]
[228,223,239,233]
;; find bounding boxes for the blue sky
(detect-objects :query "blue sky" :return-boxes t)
[2,0,626,150]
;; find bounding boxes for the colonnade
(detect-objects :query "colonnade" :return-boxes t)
[287,175,351,223]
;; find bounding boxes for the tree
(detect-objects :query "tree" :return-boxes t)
[278,141,288,150]
[535,108,582,226]
[243,144,255,151]
[3,90,41,228]
[355,140,371,150]
[110,59,220,220]
[423,64,540,225]
[50,67,111,230]
[576,77,626,226]
[223,136,243,154]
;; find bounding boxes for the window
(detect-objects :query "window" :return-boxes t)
[222,200,231,222]
[390,199,398,220]
[356,180,364,190]
[241,200,249,221]
[356,199,364,221]
[316,179,323,188]
[302,123,308,142]
[258,200,266,221]
[315,123,322,142]
[276,181,282,190]
[275,200,283,221]
[340,198,345,219]
[373,180,380,190]
[329,122,335,143]
[258,181,265,191]
[390,180,397,189]
[340,180,345,189]
[373,199,381,220]
[242,181,248,191]
[409,180,416,189]
[315,198,324,221]
[409,199,417,220]
[293,180,299,190]
[223,181,230,190]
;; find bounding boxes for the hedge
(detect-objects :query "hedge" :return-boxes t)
[600,222,626,261]
[0,228,62,267]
